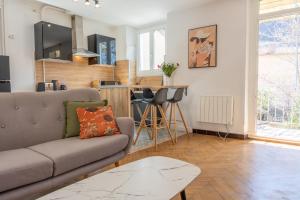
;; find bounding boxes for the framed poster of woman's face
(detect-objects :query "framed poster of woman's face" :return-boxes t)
[188,25,217,68]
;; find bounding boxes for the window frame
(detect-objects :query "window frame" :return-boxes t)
[260,4,300,21]
[137,25,166,77]
[250,1,300,137]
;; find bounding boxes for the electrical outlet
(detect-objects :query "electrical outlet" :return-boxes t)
[8,34,15,39]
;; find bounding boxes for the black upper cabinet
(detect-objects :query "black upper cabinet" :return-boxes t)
[0,56,10,80]
[88,34,116,65]
[34,21,72,61]
[0,56,11,92]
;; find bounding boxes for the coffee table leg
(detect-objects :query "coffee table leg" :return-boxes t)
[180,190,187,200]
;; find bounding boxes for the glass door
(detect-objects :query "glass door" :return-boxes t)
[257,10,300,141]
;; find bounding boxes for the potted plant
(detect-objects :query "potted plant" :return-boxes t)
[158,62,179,85]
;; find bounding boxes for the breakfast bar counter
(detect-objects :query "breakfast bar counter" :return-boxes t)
[98,85,189,118]
[128,85,189,89]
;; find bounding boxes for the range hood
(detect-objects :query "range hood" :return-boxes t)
[72,15,99,58]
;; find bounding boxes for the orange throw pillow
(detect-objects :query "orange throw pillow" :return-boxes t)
[76,106,120,139]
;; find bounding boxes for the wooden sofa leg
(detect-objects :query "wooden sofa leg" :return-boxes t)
[115,161,120,167]
[83,174,89,179]
[80,174,89,180]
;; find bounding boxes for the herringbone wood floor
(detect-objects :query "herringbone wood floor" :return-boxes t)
[119,134,300,200]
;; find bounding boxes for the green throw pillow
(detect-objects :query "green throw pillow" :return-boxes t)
[64,101,107,138]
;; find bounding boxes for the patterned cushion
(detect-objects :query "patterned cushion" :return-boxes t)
[64,101,107,138]
[76,106,120,139]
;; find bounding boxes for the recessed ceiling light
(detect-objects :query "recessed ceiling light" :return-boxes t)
[74,0,101,8]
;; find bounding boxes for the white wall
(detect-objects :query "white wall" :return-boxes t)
[246,0,259,135]
[0,0,5,55]
[41,6,71,28]
[82,18,118,49]
[125,26,137,61]
[116,26,127,60]
[116,25,137,61]
[166,0,248,135]
[3,0,124,91]
[4,0,41,91]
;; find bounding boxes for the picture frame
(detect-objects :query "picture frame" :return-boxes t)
[44,82,54,91]
[188,25,217,68]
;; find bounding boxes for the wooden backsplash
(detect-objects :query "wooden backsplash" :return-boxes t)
[114,60,136,85]
[136,76,163,86]
[35,57,162,89]
[35,56,114,89]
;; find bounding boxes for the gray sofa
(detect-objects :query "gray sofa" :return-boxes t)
[0,89,134,200]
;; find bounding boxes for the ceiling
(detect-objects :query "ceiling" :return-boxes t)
[36,0,214,27]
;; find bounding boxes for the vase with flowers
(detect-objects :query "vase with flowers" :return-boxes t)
[158,62,179,86]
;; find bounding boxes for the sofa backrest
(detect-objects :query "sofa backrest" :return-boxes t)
[0,89,100,151]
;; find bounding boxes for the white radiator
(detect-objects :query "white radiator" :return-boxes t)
[197,96,234,125]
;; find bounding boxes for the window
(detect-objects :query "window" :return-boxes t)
[138,27,166,75]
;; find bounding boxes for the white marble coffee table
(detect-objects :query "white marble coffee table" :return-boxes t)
[38,156,201,200]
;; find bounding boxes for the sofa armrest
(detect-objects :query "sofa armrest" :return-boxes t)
[116,117,135,154]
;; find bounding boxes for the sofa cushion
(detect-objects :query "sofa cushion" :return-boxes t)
[28,135,129,176]
[0,148,53,193]
[64,101,106,138]
[77,106,120,139]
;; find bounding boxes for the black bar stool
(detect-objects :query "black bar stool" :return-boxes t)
[130,90,143,125]
[167,88,190,142]
[143,88,154,100]
[134,88,175,150]
[139,88,156,138]
[142,88,161,127]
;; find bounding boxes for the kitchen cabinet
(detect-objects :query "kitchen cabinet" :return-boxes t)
[88,34,116,65]
[99,86,129,117]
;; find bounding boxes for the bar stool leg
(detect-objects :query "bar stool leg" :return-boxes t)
[133,103,143,127]
[143,105,152,140]
[150,105,155,140]
[153,105,158,150]
[159,103,168,127]
[176,103,190,136]
[173,103,177,143]
[165,102,170,113]
[133,105,150,145]
[146,126,153,140]
[169,103,173,128]
[158,105,175,144]
[136,104,143,120]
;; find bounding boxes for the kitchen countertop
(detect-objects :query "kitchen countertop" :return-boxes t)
[98,85,129,89]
